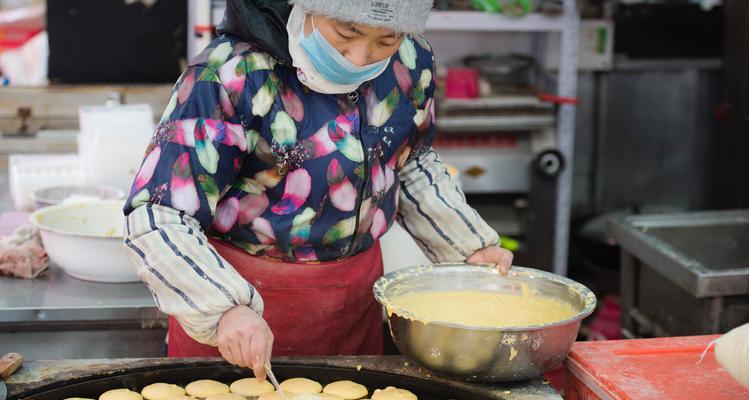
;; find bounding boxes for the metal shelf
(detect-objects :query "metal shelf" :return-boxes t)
[428,5,581,276]
[426,11,567,32]
[436,114,555,133]
[439,95,555,111]
[437,95,556,132]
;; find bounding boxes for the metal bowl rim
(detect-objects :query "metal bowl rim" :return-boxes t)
[373,263,597,332]
[31,184,126,206]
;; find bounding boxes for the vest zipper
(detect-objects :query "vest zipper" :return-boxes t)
[348,89,367,255]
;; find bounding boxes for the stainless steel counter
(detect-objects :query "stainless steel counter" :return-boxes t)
[0,266,166,359]
[607,209,749,337]
[608,209,749,298]
[0,265,159,323]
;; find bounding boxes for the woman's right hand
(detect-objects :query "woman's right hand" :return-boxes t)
[217,305,274,381]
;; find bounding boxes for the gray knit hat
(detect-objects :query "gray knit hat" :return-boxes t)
[289,0,433,33]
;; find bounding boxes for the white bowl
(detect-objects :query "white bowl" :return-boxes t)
[30,200,138,283]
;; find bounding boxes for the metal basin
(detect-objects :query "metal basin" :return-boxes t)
[373,264,596,382]
[31,185,125,209]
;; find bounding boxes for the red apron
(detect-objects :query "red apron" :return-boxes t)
[167,240,384,357]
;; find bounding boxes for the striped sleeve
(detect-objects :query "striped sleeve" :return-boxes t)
[124,203,264,346]
[397,149,499,262]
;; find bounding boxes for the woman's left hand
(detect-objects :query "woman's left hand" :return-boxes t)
[467,245,514,275]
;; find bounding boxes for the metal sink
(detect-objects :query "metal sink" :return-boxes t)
[647,223,749,271]
[608,209,749,298]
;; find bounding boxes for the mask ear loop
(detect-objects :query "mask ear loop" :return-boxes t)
[300,12,316,39]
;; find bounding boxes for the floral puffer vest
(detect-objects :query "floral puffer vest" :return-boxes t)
[124,34,436,262]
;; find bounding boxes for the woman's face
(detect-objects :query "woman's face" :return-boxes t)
[304,14,405,67]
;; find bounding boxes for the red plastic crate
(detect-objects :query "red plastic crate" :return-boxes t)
[563,335,749,400]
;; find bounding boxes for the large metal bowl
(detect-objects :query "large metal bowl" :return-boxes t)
[373,264,597,382]
[32,185,125,209]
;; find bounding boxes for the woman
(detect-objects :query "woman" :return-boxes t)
[123,0,513,381]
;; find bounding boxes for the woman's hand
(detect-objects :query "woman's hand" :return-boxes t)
[217,305,274,381]
[466,245,514,275]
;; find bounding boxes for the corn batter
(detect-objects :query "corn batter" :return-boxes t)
[388,290,578,327]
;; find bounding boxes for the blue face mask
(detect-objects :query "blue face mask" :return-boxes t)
[299,15,391,86]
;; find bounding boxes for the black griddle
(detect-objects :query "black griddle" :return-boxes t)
[14,362,491,400]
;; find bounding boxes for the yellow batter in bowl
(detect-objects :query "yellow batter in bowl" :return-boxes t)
[387,289,578,328]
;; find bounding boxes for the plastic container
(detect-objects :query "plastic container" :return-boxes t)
[78,103,154,191]
[9,154,85,211]
[445,68,480,99]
